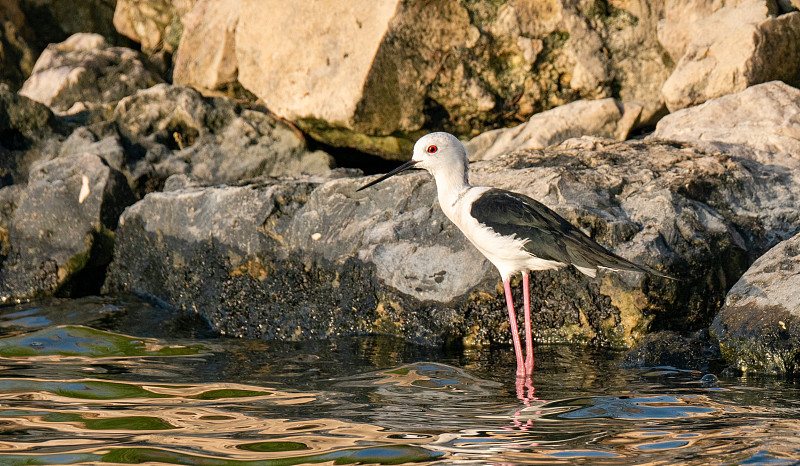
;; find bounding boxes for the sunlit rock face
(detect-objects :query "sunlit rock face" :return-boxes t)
[659,1,800,112]
[173,0,676,158]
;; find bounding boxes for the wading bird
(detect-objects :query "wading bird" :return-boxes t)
[358,132,669,377]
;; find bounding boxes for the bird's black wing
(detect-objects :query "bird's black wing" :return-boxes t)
[470,188,661,275]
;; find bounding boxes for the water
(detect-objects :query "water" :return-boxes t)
[0,296,798,465]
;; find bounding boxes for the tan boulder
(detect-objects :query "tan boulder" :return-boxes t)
[173,0,240,91]
[661,2,800,111]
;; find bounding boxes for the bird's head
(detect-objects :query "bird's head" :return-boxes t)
[357,132,468,191]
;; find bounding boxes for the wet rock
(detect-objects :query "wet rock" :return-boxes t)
[222,0,674,157]
[710,231,800,375]
[108,84,333,195]
[104,139,800,346]
[661,3,800,111]
[19,33,164,120]
[653,81,800,157]
[466,99,641,161]
[621,330,722,372]
[0,152,135,301]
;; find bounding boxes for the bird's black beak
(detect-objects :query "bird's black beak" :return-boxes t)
[356,160,419,192]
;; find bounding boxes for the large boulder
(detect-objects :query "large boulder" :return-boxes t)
[465,99,641,161]
[104,138,800,346]
[661,2,800,112]
[653,81,800,157]
[18,33,164,120]
[0,152,135,301]
[171,0,676,158]
[710,232,800,375]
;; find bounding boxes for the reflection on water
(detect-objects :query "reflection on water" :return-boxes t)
[0,296,798,465]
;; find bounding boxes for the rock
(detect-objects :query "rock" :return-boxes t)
[113,0,197,56]
[0,152,135,301]
[104,138,800,346]
[18,0,121,48]
[18,33,164,119]
[653,81,800,157]
[224,0,674,157]
[173,0,239,92]
[661,3,800,112]
[466,99,641,161]
[108,84,334,195]
[710,231,800,375]
[0,0,37,90]
[0,83,63,186]
[621,330,722,372]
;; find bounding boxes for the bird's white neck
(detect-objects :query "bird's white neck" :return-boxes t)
[432,164,471,211]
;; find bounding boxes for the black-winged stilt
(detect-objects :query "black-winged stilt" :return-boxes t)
[358,132,670,377]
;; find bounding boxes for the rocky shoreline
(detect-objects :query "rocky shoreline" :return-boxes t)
[1,0,799,375]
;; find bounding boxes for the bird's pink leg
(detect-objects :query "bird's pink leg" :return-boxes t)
[523,272,534,374]
[503,280,525,378]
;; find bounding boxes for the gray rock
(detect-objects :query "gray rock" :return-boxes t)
[0,152,135,301]
[109,84,334,195]
[19,33,164,119]
[652,81,800,158]
[104,138,800,346]
[0,83,64,187]
[710,231,800,375]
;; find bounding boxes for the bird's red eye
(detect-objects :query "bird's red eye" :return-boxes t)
[426,145,438,154]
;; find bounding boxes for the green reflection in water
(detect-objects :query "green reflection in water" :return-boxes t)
[237,441,309,452]
[0,325,208,358]
[0,379,271,401]
[0,445,443,465]
[42,412,177,430]
[190,389,271,400]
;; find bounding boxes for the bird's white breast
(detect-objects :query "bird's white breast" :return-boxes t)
[439,187,563,280]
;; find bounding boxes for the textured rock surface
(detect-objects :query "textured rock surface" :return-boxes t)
[107,84,333,195]
[0,0,37,90]
[0,83,63,187]
[653,81,800,157]
[466,99,640,160]
[661,3,800,111]
[710,232,800,375]
[222,0,675,157]
[113,0,197,56]
[621,330,722,372]
[104,139,800,346]
[173,0,240,92]
[19,33,163,119]
[0,152,135,301]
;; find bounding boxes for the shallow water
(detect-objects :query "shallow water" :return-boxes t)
[0,296,798,465]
